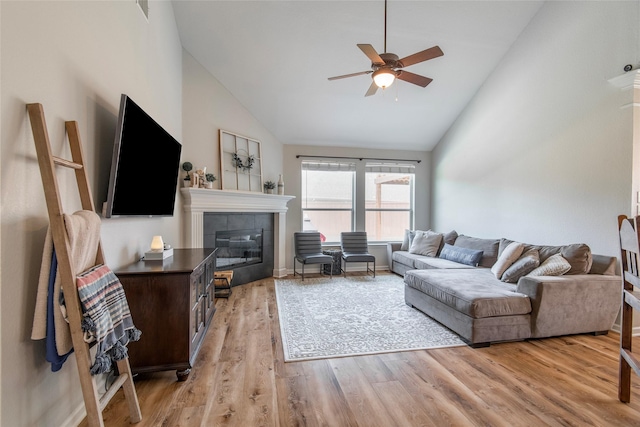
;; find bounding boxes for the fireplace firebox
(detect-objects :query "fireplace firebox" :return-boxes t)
[215,228,263,269]
[203,212,274,286]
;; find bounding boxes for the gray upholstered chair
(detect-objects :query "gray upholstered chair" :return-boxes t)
[340,231,376,277]
[293,232,333,281]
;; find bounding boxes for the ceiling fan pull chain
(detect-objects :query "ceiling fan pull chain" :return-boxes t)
[396,78,400,102]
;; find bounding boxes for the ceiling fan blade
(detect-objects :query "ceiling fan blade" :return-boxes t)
[357,44,385,65]
[365,81,378,97]
[328,70,372,81]
[399,45,444,68]
[397,70,433,88]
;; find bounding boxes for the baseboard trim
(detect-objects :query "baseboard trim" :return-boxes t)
[286,265,390,276]
[610,324,640,336]
[60,371,110,426]
[61,404,86,427]
[272,267,288,278]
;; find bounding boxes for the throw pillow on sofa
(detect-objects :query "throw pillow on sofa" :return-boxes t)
[437,229,458,256]
[442,229,458,246]
[401,229,423,251]
[501,249,540,283]
[526,253,571,277]
[559,244,592,275]
[498,238,592,275]
[491,241,525,279]
[401,229,455,252]
[454,235,500,268]
[439,243,483,266]
[409,231,443,257]
[400,229,412,251]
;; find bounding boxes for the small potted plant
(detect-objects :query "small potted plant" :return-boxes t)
[264,180,276,194]
[182,162,193,187]
[205,173,217,189]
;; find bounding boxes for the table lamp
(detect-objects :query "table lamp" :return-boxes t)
[145,235,173,260]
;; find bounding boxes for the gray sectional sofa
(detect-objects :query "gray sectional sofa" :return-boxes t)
[387,231,621,347]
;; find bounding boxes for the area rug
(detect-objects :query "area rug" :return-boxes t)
[275,274,464,362]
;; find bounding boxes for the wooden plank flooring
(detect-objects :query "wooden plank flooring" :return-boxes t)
[84,275,640,426]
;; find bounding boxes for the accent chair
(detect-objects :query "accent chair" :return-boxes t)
[293,232,333,281]
[340,231,376,277]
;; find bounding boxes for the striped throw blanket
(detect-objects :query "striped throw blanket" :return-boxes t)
[76,264,141,375]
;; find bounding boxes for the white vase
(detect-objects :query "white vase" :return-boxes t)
[277,174,284,195]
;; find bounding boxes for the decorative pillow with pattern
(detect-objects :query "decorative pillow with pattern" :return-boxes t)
[501,249,540,283]
[439,243,483,267]
[491,241,525,279]
[498,238,592,275]
[409,231,443,257]
[526,253,571,277]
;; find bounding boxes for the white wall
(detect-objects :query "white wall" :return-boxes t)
[0,2,4,421]
[283,144,430,270]
[181,50,284,245]
[432,1,637,258]
[1,1,182,425]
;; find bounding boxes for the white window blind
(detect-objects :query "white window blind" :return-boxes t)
[365,162,415,174]
[302,161,356,172]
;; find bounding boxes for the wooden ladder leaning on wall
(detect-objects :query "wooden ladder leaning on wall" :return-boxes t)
[27,103,142,426]
[617,215,640,403]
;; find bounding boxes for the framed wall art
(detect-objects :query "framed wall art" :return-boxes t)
[219,129,263,192]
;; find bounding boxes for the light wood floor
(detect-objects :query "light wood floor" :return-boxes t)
[85,274,640,426]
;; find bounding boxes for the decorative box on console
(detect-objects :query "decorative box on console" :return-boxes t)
[144,247,174,260]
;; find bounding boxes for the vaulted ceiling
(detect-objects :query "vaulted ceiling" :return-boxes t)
[172,1,543,151]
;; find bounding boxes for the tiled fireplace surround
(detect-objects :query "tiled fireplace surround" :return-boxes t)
[181,188,294,285]
[204,213,272,285]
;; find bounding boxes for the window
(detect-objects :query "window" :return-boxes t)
[301,159,415,243]
[365,163,415,241]
[301,161,355,242]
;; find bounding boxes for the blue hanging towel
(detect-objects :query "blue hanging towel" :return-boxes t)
[45,250,73,372]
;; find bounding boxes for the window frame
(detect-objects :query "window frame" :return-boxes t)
[364,167,415,243]
[301,161,356,243]
[300,159,415,244]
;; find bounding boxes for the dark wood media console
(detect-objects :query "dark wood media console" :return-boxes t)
[116,248,217,381]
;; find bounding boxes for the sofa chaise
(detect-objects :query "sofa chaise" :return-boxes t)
[387,231,621,347]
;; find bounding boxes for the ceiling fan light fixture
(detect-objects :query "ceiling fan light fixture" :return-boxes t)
[373,69,395,89]
[326,0,443,96]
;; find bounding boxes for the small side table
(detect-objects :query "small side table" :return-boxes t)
[214,270,233,298]
[322,249,342,275]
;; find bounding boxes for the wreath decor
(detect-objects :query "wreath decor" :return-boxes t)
[232,152,255,171]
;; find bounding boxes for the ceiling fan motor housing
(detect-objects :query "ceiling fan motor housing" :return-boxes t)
[373,53,400,71]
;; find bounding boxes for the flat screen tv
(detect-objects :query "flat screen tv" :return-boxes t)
[103,94,182,218]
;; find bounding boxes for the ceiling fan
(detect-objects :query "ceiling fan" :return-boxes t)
[328,0,444,97]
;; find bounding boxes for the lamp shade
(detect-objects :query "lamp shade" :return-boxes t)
[150,235,164,252]
[373,69,396,89]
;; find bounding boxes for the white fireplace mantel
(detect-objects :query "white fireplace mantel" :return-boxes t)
[181,188,295,277]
